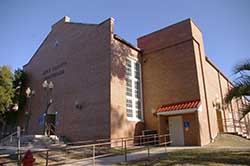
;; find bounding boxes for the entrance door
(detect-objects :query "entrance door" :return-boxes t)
[169,116,184,146]
[46,114,56,136]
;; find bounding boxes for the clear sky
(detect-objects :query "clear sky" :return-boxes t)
[0,0,249,80]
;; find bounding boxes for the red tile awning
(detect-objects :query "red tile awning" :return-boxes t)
[156,100,200,114]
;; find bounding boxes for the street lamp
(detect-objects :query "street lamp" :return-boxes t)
[42,80,54,136]
[25,87,35,133]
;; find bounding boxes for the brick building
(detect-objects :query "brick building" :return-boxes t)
[23,16,250,146]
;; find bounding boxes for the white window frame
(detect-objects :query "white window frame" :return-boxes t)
[126,56,143,122]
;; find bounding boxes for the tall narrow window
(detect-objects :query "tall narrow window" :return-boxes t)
[126,58,143,120]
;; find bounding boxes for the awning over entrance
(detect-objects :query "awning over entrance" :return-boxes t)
[156,100,201,116]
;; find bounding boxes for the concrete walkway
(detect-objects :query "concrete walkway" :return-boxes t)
[64,146,202,166]
[63,146,250,166]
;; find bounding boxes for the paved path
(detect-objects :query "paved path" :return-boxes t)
[64,146,250,166]
[2,145,250,166]
[64,146,202,166]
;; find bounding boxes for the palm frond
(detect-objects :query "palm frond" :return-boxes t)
[225,80,250,103]
[240,104,250,120]
[233,59,250,74]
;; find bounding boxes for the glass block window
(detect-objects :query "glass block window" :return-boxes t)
[126,79,132,97]
[126,99,133,117]
[126,59,132,77]
[126,58,143,120]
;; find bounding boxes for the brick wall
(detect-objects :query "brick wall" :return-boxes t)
[110,34,144,139]
[24,17,113,141]
[138,19,201,139]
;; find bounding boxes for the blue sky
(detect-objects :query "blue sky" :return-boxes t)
[0,0,249,80]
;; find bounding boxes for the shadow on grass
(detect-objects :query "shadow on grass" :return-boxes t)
[117,149,250,166]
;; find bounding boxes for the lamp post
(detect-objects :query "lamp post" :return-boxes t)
[42,80,54,136]
[25,87,35,133]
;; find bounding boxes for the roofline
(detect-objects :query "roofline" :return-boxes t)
[157,108,197,116]
[113,34,141,52]
[23,31,52,68]
[23,17,114,68]
[157,99,200,109]
[137,18,192,41]
[205,56,233,85]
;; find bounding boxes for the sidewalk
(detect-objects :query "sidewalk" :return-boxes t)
[64,146,250,166]
[64,146,202,166]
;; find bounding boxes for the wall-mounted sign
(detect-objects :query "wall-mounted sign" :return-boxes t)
[184,121,190,131]
[38,115,45,126]
[42,62,67,80]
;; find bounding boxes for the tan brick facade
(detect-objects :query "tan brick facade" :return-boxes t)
[23,17,250,145]
[139,19,250,146]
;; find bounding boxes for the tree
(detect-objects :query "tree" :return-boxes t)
[225,59,250,118]
[5,69,28,128]
[12,68,28,113]
[0,66,14,133]
[0,67,28,135]
[0,66,14,115]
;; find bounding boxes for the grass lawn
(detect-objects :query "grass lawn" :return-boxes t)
[116,149,250,166]
[206,134,250,147]
[116,134,250,166]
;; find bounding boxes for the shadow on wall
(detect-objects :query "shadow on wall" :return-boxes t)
[110,37,144,139]
[111,39,137,80]
[111,105,145,139]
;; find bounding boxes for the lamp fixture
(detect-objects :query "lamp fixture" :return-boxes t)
[212,96,221,110]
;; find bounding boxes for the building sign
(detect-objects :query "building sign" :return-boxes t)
[38,115,45,126]
[42,62,67,80]
[184,121,190,131]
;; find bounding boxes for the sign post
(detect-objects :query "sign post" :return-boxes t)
[17,126,21,166]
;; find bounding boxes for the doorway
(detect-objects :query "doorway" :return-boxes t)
[169,116,184,146]
[46,114,56,136]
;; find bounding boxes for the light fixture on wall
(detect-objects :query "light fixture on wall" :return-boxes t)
[75,100,82,110]
[212,96,221,110]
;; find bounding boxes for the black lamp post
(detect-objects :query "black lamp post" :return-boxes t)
[25,87,35,133]
[42,80,54,136]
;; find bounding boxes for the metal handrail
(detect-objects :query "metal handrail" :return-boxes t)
[45,123,57,137]
[0,131,17,144]
[0,133,172,166]
[67,133,168,146]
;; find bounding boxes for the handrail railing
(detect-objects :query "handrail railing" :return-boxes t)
[45,123,57,137]
[0,131,17,144]
[0,133,171,166]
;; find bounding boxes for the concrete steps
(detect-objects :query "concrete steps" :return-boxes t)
[222,131,250,140]
[0,134,60,147]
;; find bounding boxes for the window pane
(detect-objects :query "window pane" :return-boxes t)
[126,88,132,97]
[126,68,131,76]
[126,78,132,87]
[135,81,141,99]
[125,58,142,120]
[127,109,133,117]
[126,99,132,108]
[136,109,142,119]
[126,99,133,117]
[135,62,140,79]
[136,100,141,119]
[126,59,131,67]
[126,79,132,97]
[126,59,132,77]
